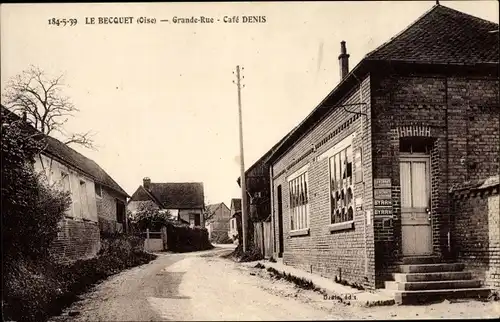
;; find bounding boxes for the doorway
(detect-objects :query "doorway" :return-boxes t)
[400,153,433,256]
[277,185,284,258]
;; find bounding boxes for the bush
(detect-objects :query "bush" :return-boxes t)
[166,222,213,252]
[211,231,233,244]
[3,235,157,322]
[230,243,263,262]
[1,108,72,262]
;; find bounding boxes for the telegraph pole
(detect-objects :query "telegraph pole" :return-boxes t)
[233,65,248,252]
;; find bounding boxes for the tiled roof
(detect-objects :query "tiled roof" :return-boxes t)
[1,105,129,197]
[267,5,499,165]
[43,135,129,197]
[147,182,205,209]
[365,5,499,64]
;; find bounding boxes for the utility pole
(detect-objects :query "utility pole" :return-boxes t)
[233,65,248,252]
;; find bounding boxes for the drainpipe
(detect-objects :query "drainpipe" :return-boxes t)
[353,72,369,279]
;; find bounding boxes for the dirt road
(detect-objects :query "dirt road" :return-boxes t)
[51,247,331,321]
[51,247,500,321]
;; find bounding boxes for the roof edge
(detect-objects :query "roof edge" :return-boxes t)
[267,58,371,165]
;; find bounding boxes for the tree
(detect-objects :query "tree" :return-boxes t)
[1,107,72,262]
[2,65,95,149]
[203,203,215,223]
[129,203,177,232]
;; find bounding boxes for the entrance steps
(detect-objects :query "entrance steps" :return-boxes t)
[383,256,491,304]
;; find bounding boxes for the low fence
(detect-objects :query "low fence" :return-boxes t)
[254,221,272,259]
[136,228,166,252]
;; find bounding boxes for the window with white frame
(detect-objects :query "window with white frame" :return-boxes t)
[329,145,354,224]
[288,171,309,231]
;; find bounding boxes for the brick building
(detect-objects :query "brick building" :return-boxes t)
[265,4,499,302]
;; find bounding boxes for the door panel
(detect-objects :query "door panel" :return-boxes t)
[277,185,284,258]
[400,155,432,256]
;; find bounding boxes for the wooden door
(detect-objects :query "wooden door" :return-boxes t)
[277,185,284,258]
[400,154,432,256]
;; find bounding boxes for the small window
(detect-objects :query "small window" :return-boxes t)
[288,171,309,231]
[400,137,433,154]
[95,183,103,197]
[189,213,201,226]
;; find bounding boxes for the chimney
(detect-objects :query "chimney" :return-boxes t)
[338,41,350,80]
[143,177,151,190]
[22,111,27,122]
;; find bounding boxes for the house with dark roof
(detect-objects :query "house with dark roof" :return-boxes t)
[1,105,130,262]
[127,178,205,227]
[265,4,499,303]
[204,202,231,241]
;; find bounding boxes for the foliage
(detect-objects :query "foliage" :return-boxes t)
[203,203,215,222]
[129,203,176,232]
[230,243,263,262]
[2,65,96,149]
[3,235,157,322]
[1,108,71,262]
[211,231,234,244]
[165,223,214,253]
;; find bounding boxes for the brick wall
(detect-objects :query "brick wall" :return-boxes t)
[50,218,100,262]
[450,176,500,288]
[271,75,376,289]
[370,74,499,286]
[97,187,127,234]
[270,70,498,289]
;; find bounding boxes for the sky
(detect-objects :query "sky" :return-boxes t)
[1,1,498,207]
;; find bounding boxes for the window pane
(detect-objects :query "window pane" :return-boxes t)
[400,162,412,208]
[348,206,353,221]
[298,176,303,206]
[412,161,428,208]
[304,172,309,204]
[341,150,346,181]
[337,153,342,189]
[346,146,352,185]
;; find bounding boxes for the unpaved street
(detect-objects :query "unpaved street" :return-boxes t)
[52,247,500,321]
[51,247,331,321]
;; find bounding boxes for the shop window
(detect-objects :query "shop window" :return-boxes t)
[329,145,354,224]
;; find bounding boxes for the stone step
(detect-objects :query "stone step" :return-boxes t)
[398,263,464,273]
[385,279,482,291]
[398,256,442,265]
[393,271,472,282]
[388,288,491,305]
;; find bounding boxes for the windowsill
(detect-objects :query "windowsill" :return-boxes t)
[329,220,355,232]
[290,228,310,237]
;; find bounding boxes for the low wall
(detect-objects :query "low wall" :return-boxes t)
[450,175,500,288]
[50,218,100,263]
